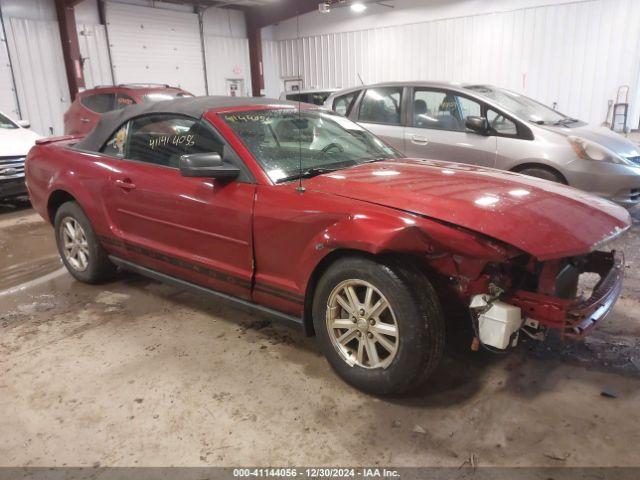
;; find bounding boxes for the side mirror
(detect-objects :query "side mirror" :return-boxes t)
[465,116,490,135]
[17,119,31,129]
[179,152,240,180]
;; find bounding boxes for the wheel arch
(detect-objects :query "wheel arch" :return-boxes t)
[302,248,434,336]
[510,162,568,184]
[47,189,77,224]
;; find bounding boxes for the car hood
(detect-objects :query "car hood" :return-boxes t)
[0,128,41,156]
[541,124,640,159]
[305,159,631,260]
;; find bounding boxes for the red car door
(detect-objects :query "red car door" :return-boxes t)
[101,114,255,300]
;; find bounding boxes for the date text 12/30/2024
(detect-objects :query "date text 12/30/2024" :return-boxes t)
[233,468,400,478]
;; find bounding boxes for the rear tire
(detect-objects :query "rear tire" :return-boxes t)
[312,256,445,395]
[54,201,117,284]
[516,166,567,184]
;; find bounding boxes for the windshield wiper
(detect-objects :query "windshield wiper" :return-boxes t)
[554,117,579,126]
[276,166,344,184]
[361,156,392,164]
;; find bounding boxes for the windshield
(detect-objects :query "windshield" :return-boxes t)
[465,85,568,124]
[0,112,18,129]
[141,91,194,104]
[221,109,399,183]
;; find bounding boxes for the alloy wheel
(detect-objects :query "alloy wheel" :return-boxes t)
[60,217,90,272]
[326,279,399,369]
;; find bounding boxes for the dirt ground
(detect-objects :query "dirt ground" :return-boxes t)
[0,199,639,468]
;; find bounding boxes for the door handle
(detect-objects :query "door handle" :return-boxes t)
[115,178,136,191]
[80,118,90,123]
[410,134,429,145]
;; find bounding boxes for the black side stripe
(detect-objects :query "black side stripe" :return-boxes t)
[99,235,304,304]
[254,283,305,304]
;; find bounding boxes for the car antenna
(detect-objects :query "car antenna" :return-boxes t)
[357,73,365,86]
[295,9,305,193]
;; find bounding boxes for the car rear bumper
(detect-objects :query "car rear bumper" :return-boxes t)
[506,250,624,339]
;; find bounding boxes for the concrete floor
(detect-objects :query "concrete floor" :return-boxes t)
[1,200,639,468]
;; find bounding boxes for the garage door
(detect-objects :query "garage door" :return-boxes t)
[0,29,19,119]
[3,18,70,136]
[105,2,206,96]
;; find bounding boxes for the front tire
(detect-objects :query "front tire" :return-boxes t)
[313,256,445,395]
[517,166,567,184]
[54,201,117,284]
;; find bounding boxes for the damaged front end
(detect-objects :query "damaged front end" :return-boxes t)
[467,249,625,351]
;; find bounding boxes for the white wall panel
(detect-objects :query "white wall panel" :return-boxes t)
[262,39,280,98]
[0,24,18,117]
[105,1,206,95]
[266,0,640,128]
[77,23,113,89]
[4,18,69,135]
[204,35,250,96]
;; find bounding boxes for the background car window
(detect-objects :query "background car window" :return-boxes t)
[333,91,358,116]
[286,92,332,105]
[413,90,481,132]
[487,109,518,135]
[80,93,116,114]
[0,112,17,129]
[115,94,136,110]
[358,87,403,125]
[101,123,129,158]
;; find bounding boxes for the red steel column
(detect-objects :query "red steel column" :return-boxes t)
[55,0,85,101]
[247,14,264,97]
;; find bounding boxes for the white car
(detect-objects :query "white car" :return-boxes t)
[0,112,40,200]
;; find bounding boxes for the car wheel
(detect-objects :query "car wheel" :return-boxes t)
[517,166,567,184]
[54,201,117,284]
[312,256,445,395]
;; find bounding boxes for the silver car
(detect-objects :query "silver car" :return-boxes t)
[324,82,640,206]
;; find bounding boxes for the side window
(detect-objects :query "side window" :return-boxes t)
[102,123,129,158]
[115,94,136,110]
[81,93,116,114]
[358,87,402,125]
[487,109,518,136]
[126,115,223,168]
[412,89,481,132]
[333,91,358,116]
[100,115,224,168]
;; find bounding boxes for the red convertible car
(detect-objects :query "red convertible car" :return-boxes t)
[26,97,630,394]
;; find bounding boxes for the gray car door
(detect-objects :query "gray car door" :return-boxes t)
[351,86,406,152]
[403,87,497,167]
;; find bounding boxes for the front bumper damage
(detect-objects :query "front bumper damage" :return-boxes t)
[506,250,624,339]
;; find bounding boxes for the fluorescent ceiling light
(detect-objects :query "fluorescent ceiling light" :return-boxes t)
[351,2,367,12]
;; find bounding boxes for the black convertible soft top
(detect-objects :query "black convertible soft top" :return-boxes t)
[75,95,306,152]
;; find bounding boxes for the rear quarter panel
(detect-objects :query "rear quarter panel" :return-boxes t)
[26,141,113,236]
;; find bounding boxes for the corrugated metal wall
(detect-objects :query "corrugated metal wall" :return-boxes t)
[77,23,113,89]
[204,35,250,96]
[262,39,281,99]
[4,17,69,135]
[0,21,18,117]
[267,0,640,127]
[105,1,206,95]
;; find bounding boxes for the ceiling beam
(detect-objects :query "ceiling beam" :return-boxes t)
[245,0,319,29]
[245,0,318,96]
